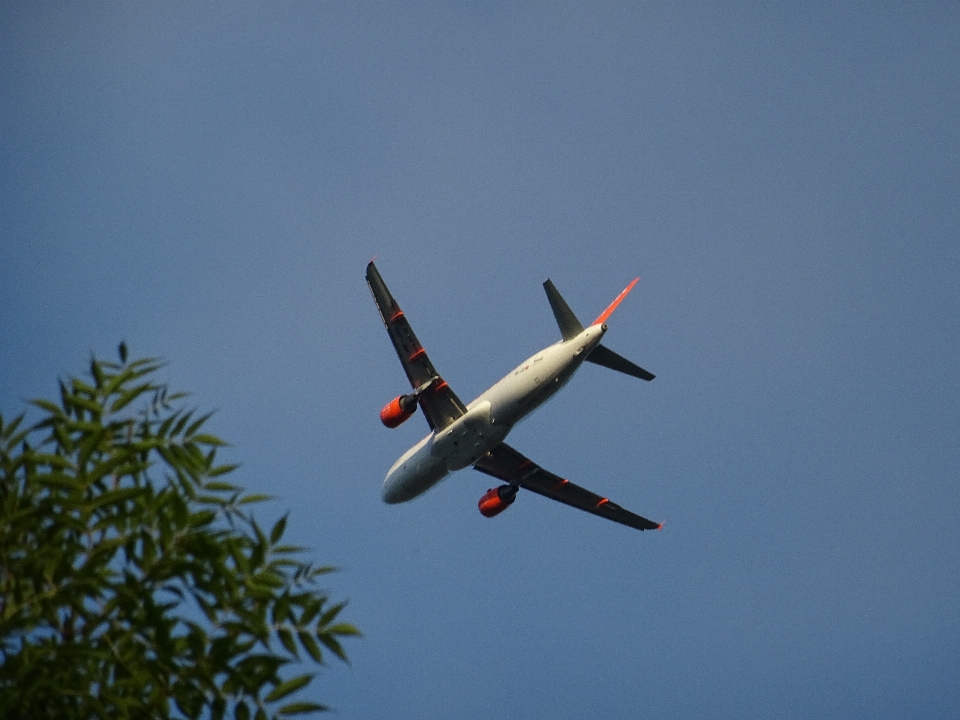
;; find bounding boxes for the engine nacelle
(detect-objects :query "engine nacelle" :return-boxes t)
[478,485,517,518]
[380,394,418,428]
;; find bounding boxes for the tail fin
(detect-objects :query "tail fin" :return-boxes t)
[543,276,655,381]
[543,279,584,341]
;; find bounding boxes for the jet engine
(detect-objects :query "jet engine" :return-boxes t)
[478,485,518,518]
[380,394,418,428]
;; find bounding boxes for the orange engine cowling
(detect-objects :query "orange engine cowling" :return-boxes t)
[380,394,418,428]
[478,485,518,518]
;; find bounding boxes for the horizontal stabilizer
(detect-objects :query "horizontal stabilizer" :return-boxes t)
[586,344,655,381]
[543,280,585,341]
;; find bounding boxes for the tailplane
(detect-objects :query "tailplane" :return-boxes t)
[542,277,655,382]
[586,344,655,381]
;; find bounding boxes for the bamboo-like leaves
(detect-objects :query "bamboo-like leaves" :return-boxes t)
[0,348,357,719]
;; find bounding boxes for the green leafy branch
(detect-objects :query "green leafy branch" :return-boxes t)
[0,344,359,720]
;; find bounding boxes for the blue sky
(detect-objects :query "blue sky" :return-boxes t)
[2,3,959,718]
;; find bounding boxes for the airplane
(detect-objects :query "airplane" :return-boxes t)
[366,260,662,532]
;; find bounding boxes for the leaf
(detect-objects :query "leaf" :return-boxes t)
[91,357,105,388]
[317,602,345,627]
[272,593,291,625]
[72,377,97,396]
[157,412,178,439]
[308,565,336,579]
[1,411,24,438]
[326,623,362,637]
[86,486,143,512]
[76,425,107,472]
[211,695,227,720]
[270,514,288,544]
[59,379,71,412]
[298,631,323,664]
[37,472,82,490]
[277,701,329,715]
[277,628,299,658]
[209,462,241,477]
[172,411,193,437]
[30,398,64,416]
[185,411,214,437]
[298,598,323,626]
[264,674,312,703]
[191,433,227,447]
[188,509,217,528]
[70,393,103,417]
[205,480,240,492]
[85,451,135,485]
[317,633,348,663]
[271,544,307,556]
[109,383,154,414]
[239,494,273,505]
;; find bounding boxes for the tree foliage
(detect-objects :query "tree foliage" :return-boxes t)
[0,345,358,719]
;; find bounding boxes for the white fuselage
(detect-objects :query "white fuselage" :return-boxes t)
[382,323,608,503]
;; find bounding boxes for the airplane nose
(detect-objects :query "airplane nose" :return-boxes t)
[382,484,401,504]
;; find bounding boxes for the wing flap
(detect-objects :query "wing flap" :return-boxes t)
[366,262,466,430]
[474,443,661,531]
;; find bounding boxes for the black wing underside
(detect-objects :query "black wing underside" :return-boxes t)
[474,442,661,531]
[366,261,466,431]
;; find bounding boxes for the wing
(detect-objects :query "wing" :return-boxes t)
[473,442,661,531]
[366,261,467,431]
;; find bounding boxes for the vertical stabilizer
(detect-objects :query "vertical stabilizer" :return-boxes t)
[543,280,585,341]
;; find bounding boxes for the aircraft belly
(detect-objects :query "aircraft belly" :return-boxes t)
[382,436,449,504]
[478,347,580,426]
[431,400,510,471]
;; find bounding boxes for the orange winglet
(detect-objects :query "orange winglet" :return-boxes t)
[390,308,405,322]
[593,278,639,326]
[656,519,665,531]
[595,498,609,508]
